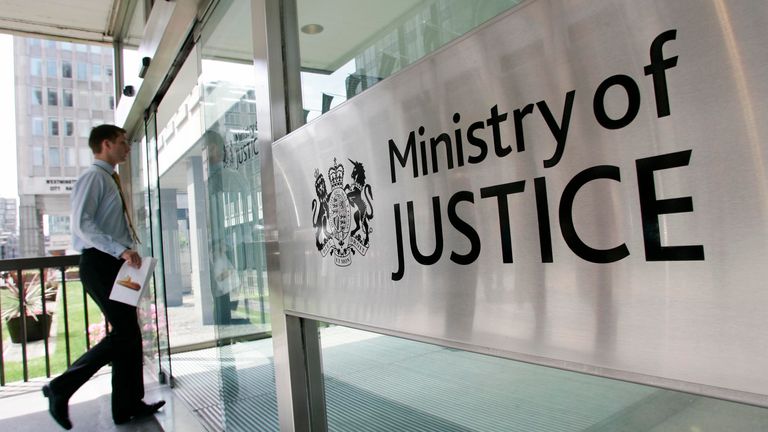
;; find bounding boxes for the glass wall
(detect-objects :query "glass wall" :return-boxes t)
[128,129,168,378]
[294,0,522,122]
[316,323,768,431]
[140,0,274,428]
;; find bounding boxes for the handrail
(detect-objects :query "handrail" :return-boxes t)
[0,255,80,272]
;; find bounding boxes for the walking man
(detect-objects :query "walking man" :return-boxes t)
[42,125,164,429]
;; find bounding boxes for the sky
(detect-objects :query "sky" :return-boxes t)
[0,34,18,200]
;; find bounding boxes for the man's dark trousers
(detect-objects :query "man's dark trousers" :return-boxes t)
[48,248,144,420]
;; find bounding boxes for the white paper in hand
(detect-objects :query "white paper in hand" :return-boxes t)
[109,257,157,306]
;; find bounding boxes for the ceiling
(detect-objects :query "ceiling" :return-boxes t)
[297,0,422,72]
[198,0,425,72]
[0,0,120,43]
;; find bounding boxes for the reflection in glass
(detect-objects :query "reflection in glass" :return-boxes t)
[296,0,521,122]
[148,3,273,428]
[318,325,768,431]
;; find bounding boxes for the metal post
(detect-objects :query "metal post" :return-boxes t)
[41,268,50,377]
[83,283,90,350]
[62,267,72,367]
[0,279,4,386]
[17,269,28,382]
[252,0,327,430]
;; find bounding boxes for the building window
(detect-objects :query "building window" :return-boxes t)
[62,89,73,107]
[47,88,58,106]
[28,38,41,47]
[49,118,59,136]
[77,90,89,106]
[64,147,76,167]
[109,96,115,110]
[78,147,91,166]
[49,147,61,167]
[46,59,57,77]
[76,44,88,53]
[32,146,44,167]
[31,87,43,105]
[78,119,90,138]
[30,58,41,76]
[60,42,72,51]
[225,111,239,127]
[65,120,74,136]
[92,64,101,80]
[62,61,72,78]
[32,118,44,136]
[45,40,57,50]
[90,45,101,54]
[77,62,88,80]
[105,65,113,77]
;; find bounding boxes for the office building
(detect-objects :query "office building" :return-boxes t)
[12,36,114,257]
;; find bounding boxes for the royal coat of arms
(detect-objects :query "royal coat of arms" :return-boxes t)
[312,158,374,266]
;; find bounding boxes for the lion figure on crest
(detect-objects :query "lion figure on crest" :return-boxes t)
[345,159,374,246]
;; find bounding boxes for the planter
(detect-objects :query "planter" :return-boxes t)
[6,313,53,343]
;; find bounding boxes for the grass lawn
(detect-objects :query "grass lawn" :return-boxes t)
[2,281,103,383]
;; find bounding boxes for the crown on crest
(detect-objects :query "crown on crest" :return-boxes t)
[328,158,344,189]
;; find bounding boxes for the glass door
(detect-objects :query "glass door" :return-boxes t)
[143,107,173,384]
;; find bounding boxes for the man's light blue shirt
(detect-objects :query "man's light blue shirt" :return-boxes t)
[71,159,134,257]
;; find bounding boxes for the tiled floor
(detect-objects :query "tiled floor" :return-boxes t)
[0,368,184,432]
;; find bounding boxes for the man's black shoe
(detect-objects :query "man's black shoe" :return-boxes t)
[114,400,166,425]
[42,384,72,430]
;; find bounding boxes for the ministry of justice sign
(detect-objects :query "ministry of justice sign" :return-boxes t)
[273,0,768,403]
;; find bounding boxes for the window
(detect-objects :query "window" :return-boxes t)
[105,65,113,77]
[45,40,57,50]
[78,119,90,138]
[62,61,72,78]
[28,38,41,47]
[30,58,42,76]
[32,118,44,136]
[225,111,239,127]
[76,44,88,53]
[92,64,101,80]
[77,90,89,106]
[78,147,91,166]
[49,147,61,167]
[62,89,73,107]
[31,87,43,105]
[60,42,73,51]
[47,88,58,106]
[64,147,76,167]
[49,118,59,136]
[32,146,44,167]
[109,96,115,110]
[46,59,57,77]
[65,120,74,136]
[90,45,101,54]
[77,62,88,80]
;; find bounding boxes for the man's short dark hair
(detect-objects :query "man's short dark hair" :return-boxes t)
[88,124,127,154]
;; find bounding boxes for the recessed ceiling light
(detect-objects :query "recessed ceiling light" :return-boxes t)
[301,24,324,35]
